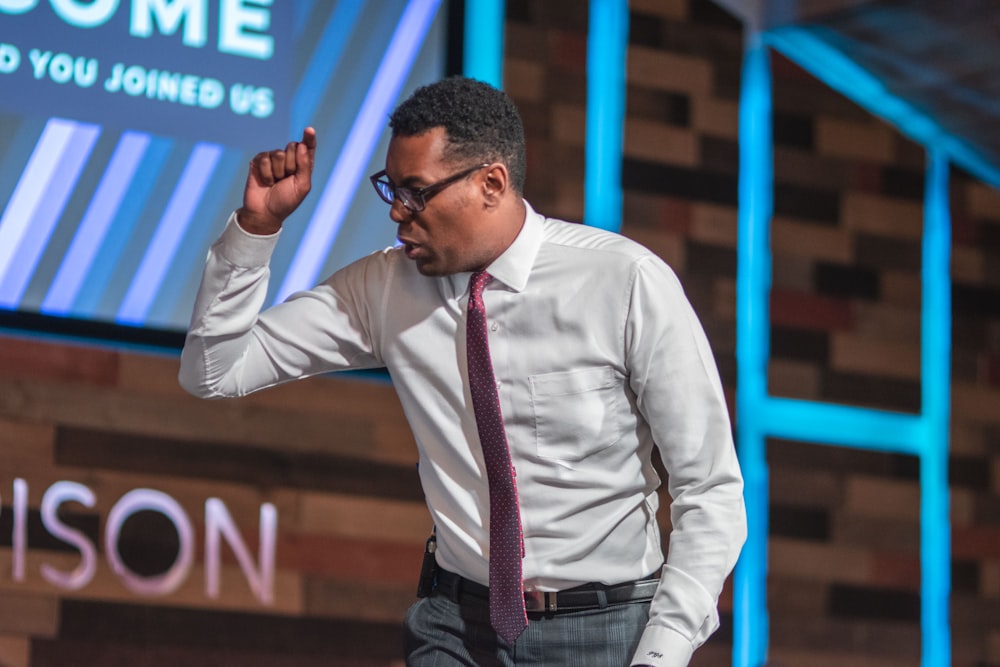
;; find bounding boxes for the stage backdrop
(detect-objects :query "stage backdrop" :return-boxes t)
[0,0,452,338]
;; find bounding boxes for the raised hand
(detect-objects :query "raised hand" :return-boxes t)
[237,127,317,235]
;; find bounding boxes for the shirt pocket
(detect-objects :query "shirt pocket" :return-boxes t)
[530,366,623,461]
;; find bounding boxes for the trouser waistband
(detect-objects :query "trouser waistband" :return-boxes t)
[434,568,659,613]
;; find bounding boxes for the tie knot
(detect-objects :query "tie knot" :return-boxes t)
[470,270,492,300]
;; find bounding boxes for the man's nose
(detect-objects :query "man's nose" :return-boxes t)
[389,198,410,224]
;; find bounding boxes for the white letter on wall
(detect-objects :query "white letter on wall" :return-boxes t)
[105,488,194,596]
[12,478,27,581]
[39,481,98,590]
[205,498,277,604]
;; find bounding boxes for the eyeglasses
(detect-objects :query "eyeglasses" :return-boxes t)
[370,163,490,213]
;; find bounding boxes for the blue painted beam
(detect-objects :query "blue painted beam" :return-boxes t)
[760,397,925,456]
[920,148,952,667]
[733,32,772,667]
[767,27,1000,190]
[463,0,505,87]
[584,0,628,232]
[734,26,954,667]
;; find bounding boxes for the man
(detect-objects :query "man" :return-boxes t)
[180,77,745,667]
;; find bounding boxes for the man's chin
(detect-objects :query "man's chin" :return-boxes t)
[409,253,464,277]
[413,258,444,277]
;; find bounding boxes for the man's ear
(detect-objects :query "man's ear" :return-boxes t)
[481,163,509,207]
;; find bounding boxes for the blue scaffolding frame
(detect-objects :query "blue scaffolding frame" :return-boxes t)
[461,5,1000,665]
[735,30,954,667]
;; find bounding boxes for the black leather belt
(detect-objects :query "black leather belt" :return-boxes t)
[434,569,659,613]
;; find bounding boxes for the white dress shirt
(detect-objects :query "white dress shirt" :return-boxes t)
[179,202,746,667]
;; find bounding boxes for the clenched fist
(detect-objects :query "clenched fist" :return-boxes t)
[237,127,317,235]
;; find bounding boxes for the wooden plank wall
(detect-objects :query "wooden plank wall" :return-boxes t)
[0,340,424,666]
[2,0,1000,665]
[507,0,1000,665]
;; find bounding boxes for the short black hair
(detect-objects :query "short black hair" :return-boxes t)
[389,76,526,195]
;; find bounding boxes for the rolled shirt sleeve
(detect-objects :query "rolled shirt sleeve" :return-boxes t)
[179,213,384,398]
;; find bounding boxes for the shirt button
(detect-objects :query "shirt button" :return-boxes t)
[490,322,499,332]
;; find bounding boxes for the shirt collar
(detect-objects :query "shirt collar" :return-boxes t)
[448,200,543,296]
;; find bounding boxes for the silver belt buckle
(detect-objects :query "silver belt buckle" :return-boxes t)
[523,590,556,612]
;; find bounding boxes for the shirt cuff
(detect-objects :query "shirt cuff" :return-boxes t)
[218,211,282,267]
[630,625,694,667]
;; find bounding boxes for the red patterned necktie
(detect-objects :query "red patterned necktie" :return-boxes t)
[466,270,527,644]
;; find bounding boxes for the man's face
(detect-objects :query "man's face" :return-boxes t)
[384,127,496,276]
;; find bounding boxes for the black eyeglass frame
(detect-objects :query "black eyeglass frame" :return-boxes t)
[369,163,490,212]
